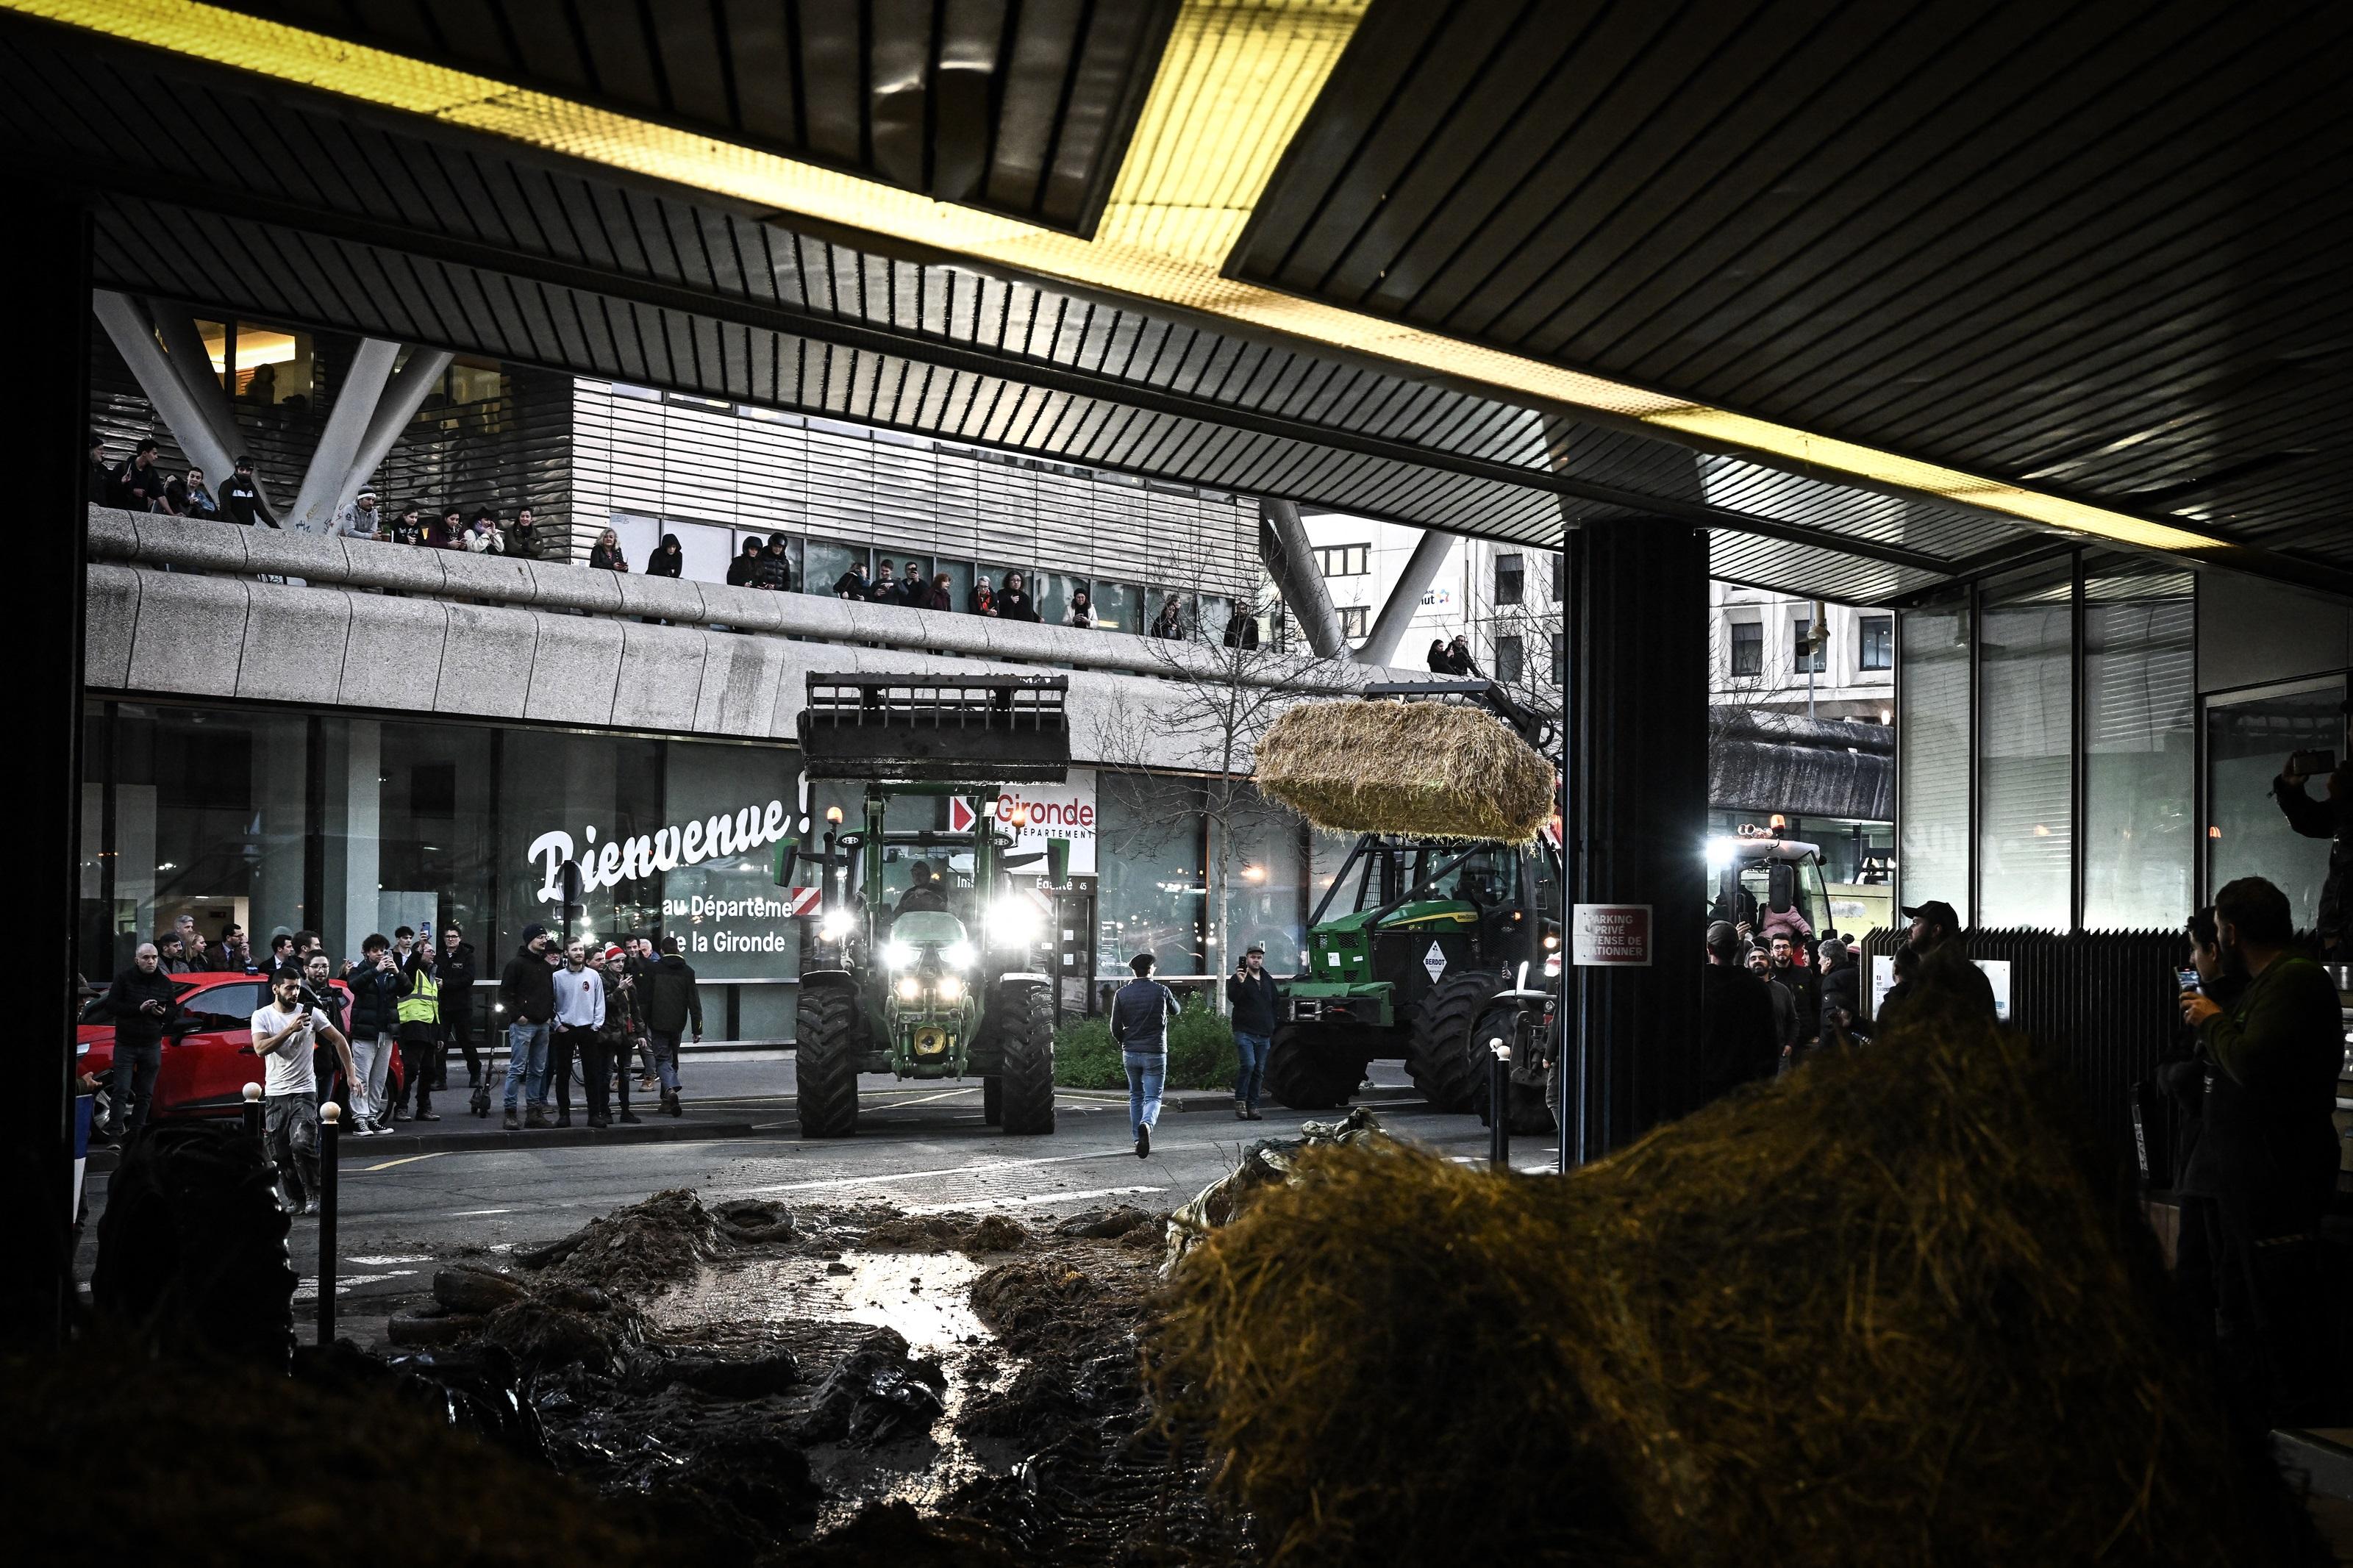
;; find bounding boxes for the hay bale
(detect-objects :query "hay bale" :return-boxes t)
[1151,1006,2329,1567]
[1254,698,1554,841]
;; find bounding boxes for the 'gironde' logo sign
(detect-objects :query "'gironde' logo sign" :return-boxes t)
[528,799,792,904]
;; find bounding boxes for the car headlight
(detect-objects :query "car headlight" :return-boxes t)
[988,900,1040,947]
[941,940,976,970]
[819,908,854,942]
[935,974,964,1002]
[894,975,922,1002]
[884,940,915,969]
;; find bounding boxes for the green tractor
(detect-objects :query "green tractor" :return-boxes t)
[788,673,1068,1139]
[1265,681,1563,1123]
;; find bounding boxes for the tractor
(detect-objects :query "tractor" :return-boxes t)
[1705,820,1836,946]
[1265,680,1563,1128]
[788,673,1068,1139]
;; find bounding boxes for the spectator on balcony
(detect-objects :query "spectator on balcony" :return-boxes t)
[335,487,385,540]
[589,528,627,570]
[463,509,504,552]
[921,571,954,611]
[111,438,168,512]
[896,560,929,608]
[1223,606,1260,649]
[86,433,112,506]
[505,506,544,559]
[729,536,766,588]
[222,456,268,527]
[168,465,219,521]
[1445,635,1484,678]
[389,504,428,546]
[1149,596,1185,640]
[757,533,793,592]
[832,559,870,598]
[425,506,461,548]
[646,534,685,578]
[1066,589,1096,629]
[868,561,899,603]
[998,571,1041,622]
[968,580,997,617]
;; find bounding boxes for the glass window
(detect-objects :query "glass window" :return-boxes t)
[1313,543,1369,577]
[2207,681,2344,932]
[1898,593,1972,924]
[2082,561,2194,929]
[1037,571,1085,628]
[1096,773,1204,974]
[1793,616,1827,673]
[1550,553,1565,602]
[802,537,868,595]
[1095,580,1143,634]
[935,558,975,615]
[1495,554,1525,606]
[374,717,496,957]
[1977,565,2074,930]
[1551,632,1565,686]
[495,728,665,960]
[659,741,803,982]
[1729,620,1763,677]
[1224,792,1306,973]
[1860,616,1893,671]
[1338,604,1368,640]
[1496,635,1524,685]
[184,981,268,1032]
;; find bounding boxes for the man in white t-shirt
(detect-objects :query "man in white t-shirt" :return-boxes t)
[252,967,351,1216]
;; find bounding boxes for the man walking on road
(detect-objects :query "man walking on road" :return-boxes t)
[251,967,349,1216]
[1111,952,1179,1159]
[501,923,557,1129]
[99,942,178,1142]
[1227,942,1277,1121]
[642,935,702,1117]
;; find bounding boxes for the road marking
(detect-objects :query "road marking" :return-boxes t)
[905,1184,1165,1215]
[728,1140,1215,1196]
[449,1207,513,1217]
[349,1254,431,1265]
[362,1152,452,1172]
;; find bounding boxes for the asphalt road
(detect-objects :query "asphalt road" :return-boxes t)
[75,1064,1564,1347]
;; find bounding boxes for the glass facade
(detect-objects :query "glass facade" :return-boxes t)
[1096,774,1207,975]
[2082,560,2194,928]
[1897,590,1972,923]
[1977,565,2074,930]
[2207,681,2343,932]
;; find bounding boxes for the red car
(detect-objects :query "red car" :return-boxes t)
[78,970,377,1121]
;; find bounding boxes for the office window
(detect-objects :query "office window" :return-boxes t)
[1495,554,1525,606]
[1551,632,1565,685]
[1899,593,1971,925]
[1978,565,2074,931]
[2084,560,2193,929]
[1313,543,1369,578]
[1860,615,1893,670]
[1338,604,1368,640]
[1496,635,1524,685]
[1793,616,1827,673]
[1729,620,1763,677]
[1550,554,1565,602]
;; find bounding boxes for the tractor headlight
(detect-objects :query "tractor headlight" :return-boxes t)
[987,899,1040,947]
[935,973,964,1003]
[941,940,976,970]
[894,975,922,1003]
[884,940,915,970]
[819,908,854,942]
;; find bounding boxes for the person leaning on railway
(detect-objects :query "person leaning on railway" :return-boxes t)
[2273,749,2352,957]
[2174,876,2346,1430]
[1874,899,1996,1030]
[1111,953,1179,1159]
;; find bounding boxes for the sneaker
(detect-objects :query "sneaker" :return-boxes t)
[618,1109,642,1125]
[525,1106,548,1129]
[1235,1103,1250,1121]
[1135,1123,1151,1159]
[587,1114,608,1129]
[415,1108,440,1122]
[663,1092,682,1118]
[1245,1106,1265,1121]
[503,1109,521,1131]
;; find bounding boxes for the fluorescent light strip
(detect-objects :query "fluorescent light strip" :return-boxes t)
[15,0,2229,558]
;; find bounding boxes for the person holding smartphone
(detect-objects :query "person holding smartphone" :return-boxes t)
[2273,742,2352,956]
[252,967,350,1216]
[1226,942,1277,1121]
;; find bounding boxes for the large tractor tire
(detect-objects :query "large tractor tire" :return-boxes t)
[1263,1024,1373,1111]
[92,1121,298,1370]
[1407,970,1504,1114]
[794,985,862,1139]
[1468,1002,1557,1136]
[981,1075,1003,1126]
[992,981,1056,1135]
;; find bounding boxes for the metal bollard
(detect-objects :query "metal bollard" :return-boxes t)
[317,1100,340,1346]
[242,1081,265,1148]
[1488,1037,1511,1167]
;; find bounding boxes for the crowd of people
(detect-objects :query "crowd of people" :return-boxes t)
[89,914,705,1214]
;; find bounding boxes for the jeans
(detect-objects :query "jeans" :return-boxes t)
[264,1092,320,1208]
[649,1029,683,1094]
[1233,1031,1271,1109]
[108,1040,162,1138]
[1124,1050,1165,1140]
[504,1020,551,1110]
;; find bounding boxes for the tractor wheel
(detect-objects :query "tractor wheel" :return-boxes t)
[982,1075,1003,1126]
[794,985,861,1139]
[1407,970,1504,1114]
[1263,1025,1371,1111]
[993,981,1055,1135]
[1468,1003,1557,1135]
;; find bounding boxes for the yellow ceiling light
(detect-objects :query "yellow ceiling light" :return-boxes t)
[15,0,2241,562]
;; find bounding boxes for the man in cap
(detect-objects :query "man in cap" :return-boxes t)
[221,454,269,526]
[1877,900,1996,1028]
[1226,941,1277,1120]
[1699,920,1779,1102]
[1110,953,1179,1158]
[499,923,558,1129]
[336,485,385,540]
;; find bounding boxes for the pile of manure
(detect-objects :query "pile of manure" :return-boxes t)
[1150,1003,2328,1567]
[1253,698,1554,842]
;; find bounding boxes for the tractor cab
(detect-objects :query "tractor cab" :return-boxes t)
[1707,821,1834,943]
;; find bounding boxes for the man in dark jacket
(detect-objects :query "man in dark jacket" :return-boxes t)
[434,924,479,1099]
[342,934,404,1136]
[220,456,268,526]
[897,560,930,608]
[1699,922,1778,1101]
[101,942,180,1141]
[1110,953,1179,1158]
[499,924,558,1129]
[832,561,869,598]
[868,562,900,603]
[755,533,793,592]
[1818,937,1862,1045]
[2274,752,2351,956]
[594,945,645,1125]
[996,570,1042,622]
[2177,876,2346,1429]
[1226,942,1278,1121]
[726,537,765,589]
[1768,933,1822,1053]
[111,437,167,512]
[1876,900,1996,1028]
[641,937,703,1117]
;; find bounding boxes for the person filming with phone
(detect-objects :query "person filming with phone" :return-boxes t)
[2274,734,2352,956]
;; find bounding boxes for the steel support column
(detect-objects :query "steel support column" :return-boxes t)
[282,337,400,532]
[1257,498,1346,658]
[1355,527,1454,666]
[90,290,240,487]
[1563,520,1710,1158]
[335,347,454,523]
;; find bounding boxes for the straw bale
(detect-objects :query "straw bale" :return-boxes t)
[1151,1003,2327,1567]
[1254,698,1554,841]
